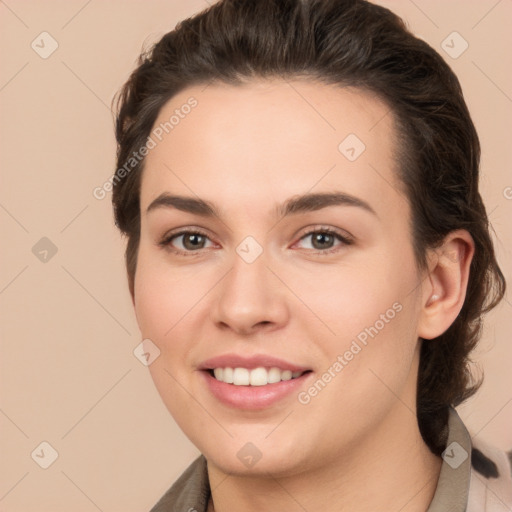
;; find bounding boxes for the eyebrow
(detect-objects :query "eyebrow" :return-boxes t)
[146,191,378,219]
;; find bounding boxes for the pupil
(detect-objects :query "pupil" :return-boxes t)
[185,234,203,249]
[313,233,333,249]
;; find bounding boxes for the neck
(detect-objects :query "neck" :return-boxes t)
[207,404,442,512]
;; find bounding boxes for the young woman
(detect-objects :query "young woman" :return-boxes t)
[111,0,511,510]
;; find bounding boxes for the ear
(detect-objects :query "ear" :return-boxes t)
[417,229,475,340]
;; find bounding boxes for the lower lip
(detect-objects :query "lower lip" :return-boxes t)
[201,371,312,410]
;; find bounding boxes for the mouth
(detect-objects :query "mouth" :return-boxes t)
[199,365,313,409]
[207,366,311,386]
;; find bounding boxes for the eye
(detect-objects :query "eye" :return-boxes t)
[159,229,215,255]
[158,226,353,256]
[295,227,353,254]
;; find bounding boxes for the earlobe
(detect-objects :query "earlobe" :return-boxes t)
[417,230,475,340]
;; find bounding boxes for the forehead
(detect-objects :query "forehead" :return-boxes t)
[140,79,405,220]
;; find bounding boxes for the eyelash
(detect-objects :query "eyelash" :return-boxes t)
[158,226,354,257]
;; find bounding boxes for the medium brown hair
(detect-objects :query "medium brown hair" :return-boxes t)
[112,0,506,454]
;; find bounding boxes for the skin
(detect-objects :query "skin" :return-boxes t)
[133,79,474,512]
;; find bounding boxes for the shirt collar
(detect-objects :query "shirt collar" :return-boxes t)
[427,406,471,511]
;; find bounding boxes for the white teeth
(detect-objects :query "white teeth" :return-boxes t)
[249,367,268,386]
[223,367,234,384]
[268,367,281,384]
[232,368,250,385]
[281,370,292,381]
[211,366,305,386]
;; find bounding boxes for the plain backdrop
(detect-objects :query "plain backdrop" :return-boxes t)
[1,1,511,511]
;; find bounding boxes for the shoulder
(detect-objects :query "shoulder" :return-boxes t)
[468,436,512,512]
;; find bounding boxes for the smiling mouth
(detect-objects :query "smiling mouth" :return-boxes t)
[207,367,312,386]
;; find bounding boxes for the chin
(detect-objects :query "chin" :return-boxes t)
[197,429,310,477]
[205,448,302,477]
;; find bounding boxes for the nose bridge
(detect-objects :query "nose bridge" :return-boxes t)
[212,238,288,333]
[229,242,269,295]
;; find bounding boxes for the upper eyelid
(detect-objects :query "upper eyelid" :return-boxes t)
[297,226,352,239]
[160,228,213,247]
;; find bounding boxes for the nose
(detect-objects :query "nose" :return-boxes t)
[210,250,290,336]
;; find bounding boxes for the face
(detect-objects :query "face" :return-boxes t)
[134,79,427,477]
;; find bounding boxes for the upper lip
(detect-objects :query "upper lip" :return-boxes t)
[198,354,311,372]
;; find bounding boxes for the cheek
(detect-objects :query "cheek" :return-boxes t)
[286,257,413,343]
[134,248,212,340]
[298,255,421,411]
[290,246,421,390]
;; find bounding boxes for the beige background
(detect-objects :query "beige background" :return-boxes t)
[0,1,511,510]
